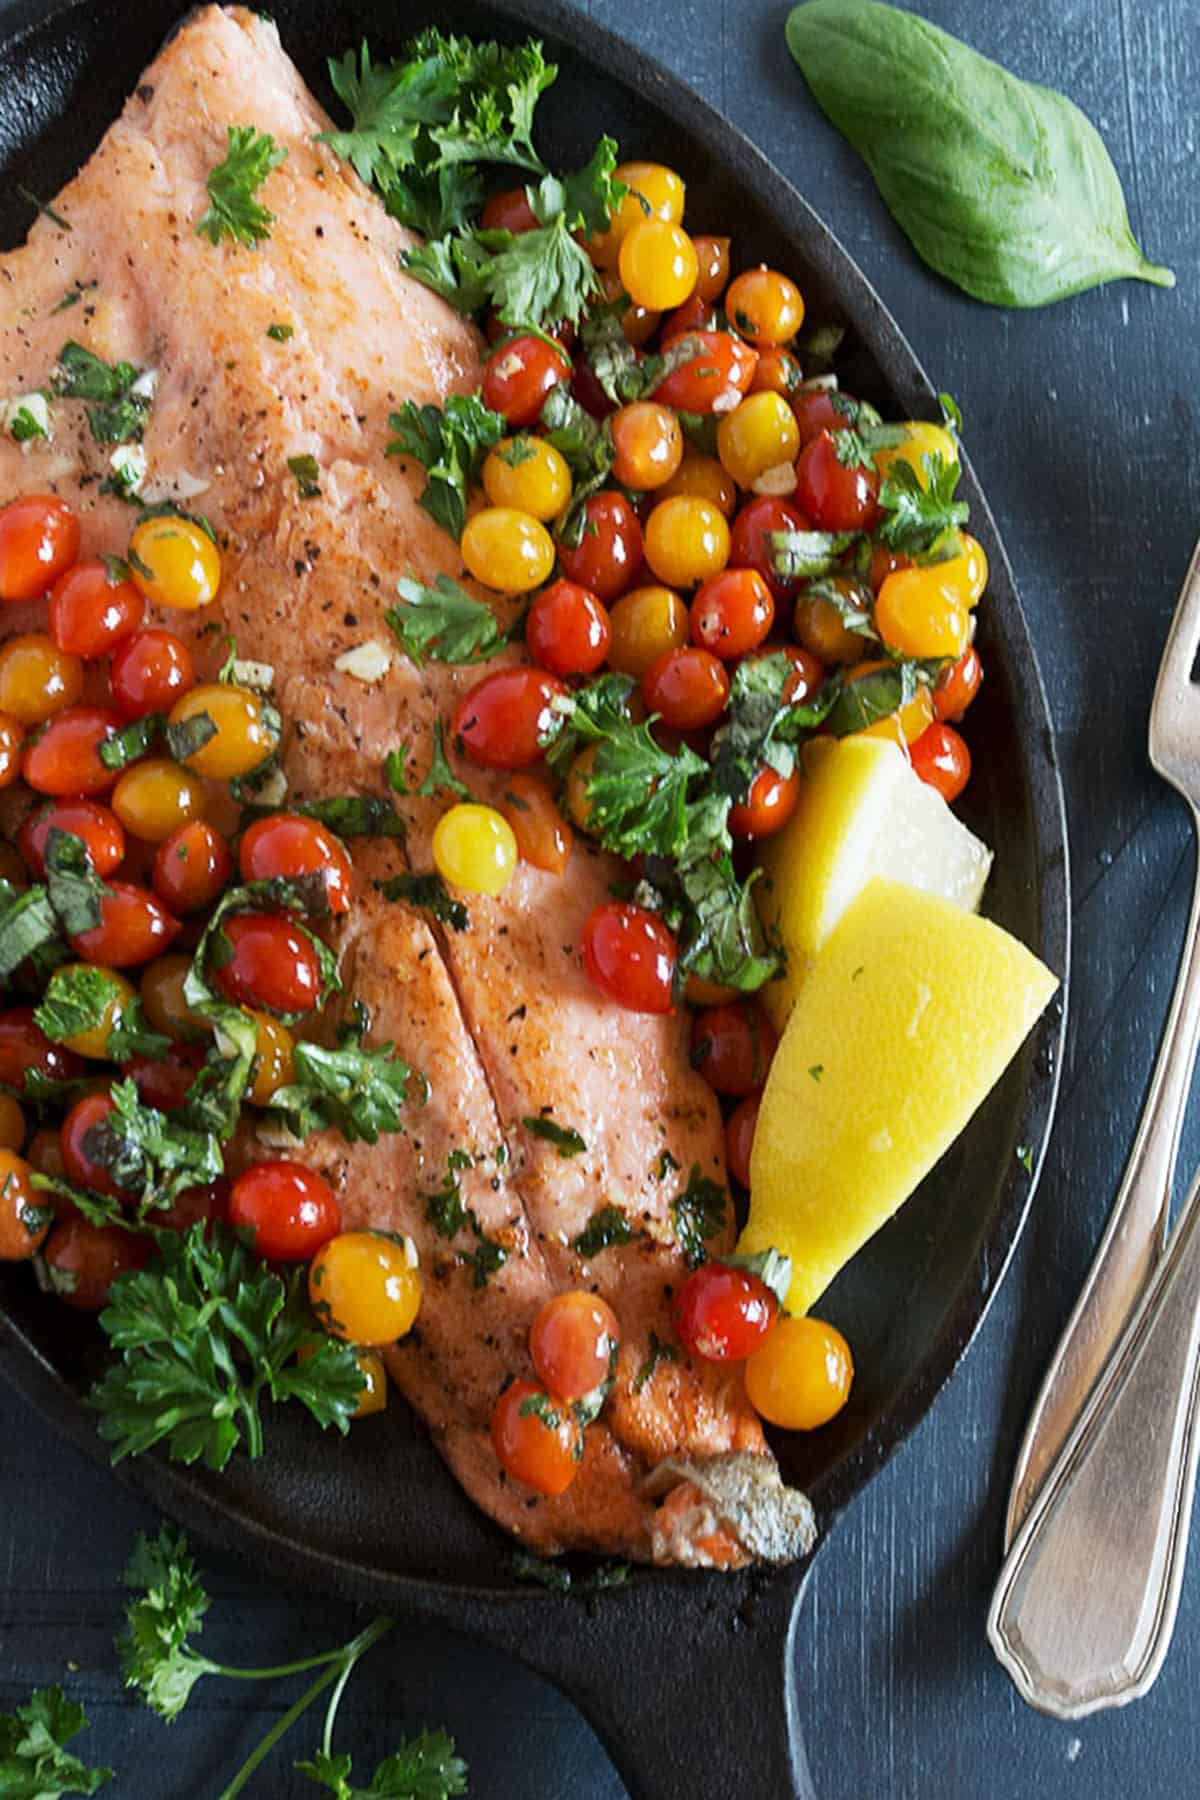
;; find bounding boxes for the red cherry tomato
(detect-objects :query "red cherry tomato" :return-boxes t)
[525,580,612,678]
[728,765,801,839]
[152,820,233,916]
[724,1092,760,1189]
[110,628,195,720]
[689,1002,777,1095]
[673,1261,777,1361]
[452,667,569,770]
[750,642,825,704]
[70,882,181,968]
[794,429,881,532]
[581,901,676,1014]
[0,496,80,602]
[729,495,812,602]
[869,545,911,595]
[61,1092,128,1198]
[480,187,539,234]
[0,1008,85,1090]
[651,331,758,413]
[690,568,775,659]
[530,1291,621,1401]
[22,705,122,797]
[934,646,983,722]
[18,799,125,880]
[481,334,571,427]
[791,386,860,445]
[214,913,324,1014]
[42,1218,149,1309]
[910,721,972,803]
[571,358,615,420]
[642,646,730,731]
[238,814,354,915]
[229,1159,341,1262]
[153,1178,231,1236]
[123,1042,206,1113]
[557,493,644,603]
[660,292,718,343]
[48,558,144,659]
[490,1377,582,1496]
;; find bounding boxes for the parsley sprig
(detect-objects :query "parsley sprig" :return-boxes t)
[196,125,287,247]
[0,1686,111,1796]
[386,394,504,539]
[386,571,507,663]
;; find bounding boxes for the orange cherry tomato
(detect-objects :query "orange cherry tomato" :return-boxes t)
[0,496,80,601]
[452,668,570,770]
[213,914,324,1015]
[110,628,195,720]
[0,1152,49,1260]
[41,1218,149,1309]
[581,901,676,1014]
[49,557,145,658]
[19,798,125,879]
[728,764,801,839]
[689,1001,777,1096]
[749,642,825,705]
[642,645,730,730]
[70,881,181,968]
[152,819,233,915]
[869,545,911,594]
[481,187,539,233]
[910,721,972,803]
[660,292,717,343]
[525,580,612,677]
[500,772,573,876]
[530,1291,621,1401]
[745,1315,854,1429]
[490,1377,582,1496]
[22,705,122,797]
[691,235,730,302]
[724,1092,760,1189]
[750,347,803,397]
[690,568,775,659]
[610,401,684,489]
[238,814,354,915]
[229,1159,341,1262]
[934,646,983,722]
[725,266,805,345]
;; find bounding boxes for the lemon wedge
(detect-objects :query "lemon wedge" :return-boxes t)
[740,876,1059,1315]
[757,736,992,1031]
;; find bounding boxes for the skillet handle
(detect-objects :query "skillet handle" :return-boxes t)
[466,1563,817,1799]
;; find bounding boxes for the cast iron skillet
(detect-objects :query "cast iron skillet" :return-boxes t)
[0,0,1070,1792]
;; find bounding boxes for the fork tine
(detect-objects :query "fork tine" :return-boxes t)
[1153,537,1200,709]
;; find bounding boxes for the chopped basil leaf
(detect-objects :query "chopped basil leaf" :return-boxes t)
[266,322,294,341]
[572,1204,633,1257]
[286,454,321,498]
[164,713,219,764]
[44,828,112,937]
[769,528,857,581]
[34,963,126,1045]
[53,340,151,445]
[99,712,163,770]
[0,885,62,982]
[375,870,469,931]
[523,1115,586,1157]
[671,1166,727,1268]
[877,451,970,553]
[634,1330,679,1393]
[384,746,410,794]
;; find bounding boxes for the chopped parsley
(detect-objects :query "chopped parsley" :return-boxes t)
[523,1115,586,1157]
[196,125,287,247]
[376,870,469,931]
[53,341,152,445]
[418,721,470,801]
[572,1205,633,1258]
[270,1031,419,1145]
[386,395,504,540]
[35,965,168,1062]
[287,454,321,498]
[1017,1143,1034,1175]
[0,1686,111,1795]
[671,1166,727,1268]
[634,1330,679,1393]
[384,746,410,793]
[266,321,294,341]
[386,571,506,664]
[284,794,406,840]
[877,451,969,554]
[809,1063,824,1081]
[9,399,49,442]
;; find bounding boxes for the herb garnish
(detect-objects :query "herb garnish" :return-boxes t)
[35,966,169,1063]
[196,124,287,247]
[523,1116,586,1157]
[386,572,506,664]
[671,1166,728,1268]
[634,1330,679,1393]
[876,451,969,553]
[376,870,469,931]
[266,321,294,341]
[53,341,152,445]
[287,454,322,498]
[386,395,504,540]
[0,1686,111,1795]
[270,1028,418,1145]
[572,1205,633,1257]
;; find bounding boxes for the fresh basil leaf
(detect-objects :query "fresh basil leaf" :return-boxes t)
[523,1116,586,1157]
[671,1166,727,1269]
[85,1077,224,1213]
[44,828,112,937]
[708,652,842,803]
[34,964,126,1046]
[785,0,1174,306]
[99,713,163,770]
[769,527,856,580]
[572,1205,633,1257]
[825,659,922,735]
[295,795,405,840]
[164,713,219,764]
[105,997,172,1063]
[376,871,469,931]
[0,885,62,982]
[634,1330,679,1393]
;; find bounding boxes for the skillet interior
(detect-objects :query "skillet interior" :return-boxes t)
[0,0,1068,1598]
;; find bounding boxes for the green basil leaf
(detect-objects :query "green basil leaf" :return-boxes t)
[785,0,1175,307]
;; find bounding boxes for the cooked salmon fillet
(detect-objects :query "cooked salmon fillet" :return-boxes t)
[0,5,808,1562]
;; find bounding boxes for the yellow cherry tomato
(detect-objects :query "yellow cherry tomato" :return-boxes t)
[0,1093,25,1152]
[659,451,737,517]
[128,515,222,611]
[745,1315,854,1429]
[874,565,970,660]
[0,635,82,725]
[793,584,870,665]
[588,161,686,269]
[619,219,699,312]
[246,1009,296,1105]
[140,953,205,1042]
[873,420,958,487]
[716,392,800,489]
[111,758,207,843]
[481,437,572,521]
[643,496,731,589]
[49,963,136,1059]
[725,266,806,345]
[461,508,555,593]
[308,1230,422,1345]
[847,661,936,746]
[949,532,989,607]
[167,684,278,780]
[607,586,690,676]
[432,803,518,897]
[610,402,684,490]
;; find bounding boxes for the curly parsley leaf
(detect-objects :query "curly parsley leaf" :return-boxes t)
[523,1115,586,1156]
[34,965,168,1062]
[386,394,504,540]
[398,229,495,311]
[877,451,969,553]
[297,1732,468,1799]
[0,1686,112,1796]
[270,1036,418,1145]
[572,1205,633,1257]
[196,125,287,248]
[671,1166,727,1268]
[116,1527,215,1723]
[376,871,469,931]
[708,652,842,805]
[418,721,470,801]
[386,572,506,664]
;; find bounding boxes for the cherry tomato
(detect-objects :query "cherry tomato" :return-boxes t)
[619,219,698,311]
[690,568,775,659]
[41,1219,149,1309]
[61,1092,129,1198]
[745,1314,854,1429]
[791,385,858,445]
[581,901,676,1014]
[0,1008,84,1090]
[490,1377,582,1496]
[643,496,730,589]
[934,646,983,722]
[793,578,871,664]
[246,1009,296,1105]
[556,493,643,602]
[673,1261,777,1361]
[19,799,125,880]
[480,187,539,233]
[610,401,684,489]
[214,913,323,1015]
[570,357,615,420]
[153,1178,230,1236]
[0,1150,49,1259]
[25,1127,67,1188]
[750,346,803,397]
[728,764,801,839]
[794,429,881,532]
[0,496,80,601]
[481,334,571,427]
[530,1291,621,1401]
[651,331,757,413]
[111,758,207,844]
[660,292,717,343]
[729,495,811,601]
[0,635,83,725]
[49,557,145,659]
[22,705,122,797]
[751,642,825,704]
[0,1094,25,1153]
[689,1002,777,1095]
[123,1042,206,1113]
[525,580,612,677]
[152,819,233,915]
[597,270,660,348]
[229,1159,341,1261]
[140,953,204,1042]
[308,1230,422,1343]
[0,714,22,788]
[659,451,737,518]
[70,882,181,968]
[724,1093,760,1189]
[692,234,730,302]
[641,646,729,730]
[110,628,195,720]
[238,814,354,915]
[452,667,569,770]
[869,545,911,594]
[500,773,573,876]
[910,721,972,803]
[725,267,805,345]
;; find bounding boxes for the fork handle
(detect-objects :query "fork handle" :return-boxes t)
[988,1157,1200,1716]
[1004,831,1200,1543]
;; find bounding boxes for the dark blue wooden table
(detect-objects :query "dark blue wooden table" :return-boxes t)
[3,0,1199,1793]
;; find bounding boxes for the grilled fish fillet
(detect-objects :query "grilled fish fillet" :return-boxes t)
[0,5,811,1564]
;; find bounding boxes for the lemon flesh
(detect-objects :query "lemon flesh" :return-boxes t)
[741,876,1059,1316]
[757,736,992,1032]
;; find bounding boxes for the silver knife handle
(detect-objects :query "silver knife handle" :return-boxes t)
[1005,848,1200,1542]
[989,1159,1200,1717]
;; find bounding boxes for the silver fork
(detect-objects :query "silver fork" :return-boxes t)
[989,536,1200,1714]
